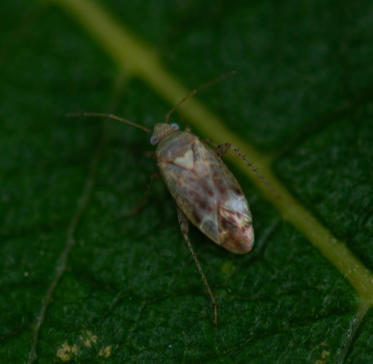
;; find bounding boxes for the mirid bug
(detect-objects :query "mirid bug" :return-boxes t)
[70,74,255,326]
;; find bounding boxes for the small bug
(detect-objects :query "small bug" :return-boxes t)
[70,74,255,326]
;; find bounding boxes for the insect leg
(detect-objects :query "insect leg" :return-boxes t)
[225,145,281,198]
[215,143,231,157]
[204,138,280,197]
[177,208,218,326]
[201,138,230,157]
[124,172,159,217]
[229,146,283,197]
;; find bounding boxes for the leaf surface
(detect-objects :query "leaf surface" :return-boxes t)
[1,1,373,363]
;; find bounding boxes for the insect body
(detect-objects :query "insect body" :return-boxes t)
[153,122,254,254]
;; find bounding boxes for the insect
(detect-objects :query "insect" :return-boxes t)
[70,74,255,326]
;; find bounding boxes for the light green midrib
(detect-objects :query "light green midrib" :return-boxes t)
[53,0,373,304]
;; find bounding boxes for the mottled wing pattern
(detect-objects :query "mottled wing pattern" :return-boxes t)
[156,131,254,254]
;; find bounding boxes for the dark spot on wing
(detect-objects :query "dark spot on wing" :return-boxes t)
[205,187,214,197]
[198,199,207,210]
[217,184,227,195]
[232,185,242,195]
[197,198,214,214]
[220,215,234,231]
[192,209,202,225]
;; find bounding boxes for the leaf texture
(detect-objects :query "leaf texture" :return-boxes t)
[1,1,373,363]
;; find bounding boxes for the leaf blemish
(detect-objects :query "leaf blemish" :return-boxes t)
[56,342,78,362]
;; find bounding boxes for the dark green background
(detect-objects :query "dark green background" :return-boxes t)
[1,0,373,363]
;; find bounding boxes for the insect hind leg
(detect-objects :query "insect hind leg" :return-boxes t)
[229,146,281,198]
[202,138,230,157]
[177,208,218,327]
[206,140,280,198]
[215,143,231,157]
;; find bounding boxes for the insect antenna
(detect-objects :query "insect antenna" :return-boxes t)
[165,70,237,123]
[66,112,152,134]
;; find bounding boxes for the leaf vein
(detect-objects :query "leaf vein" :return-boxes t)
[27,130,106,364]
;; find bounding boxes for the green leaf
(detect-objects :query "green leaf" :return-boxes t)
[1,0,373,363]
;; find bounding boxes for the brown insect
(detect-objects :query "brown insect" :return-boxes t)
[70,73,255,326]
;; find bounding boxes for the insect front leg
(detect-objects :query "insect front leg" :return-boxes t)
[124,172,159,217]
[176,208,218,326]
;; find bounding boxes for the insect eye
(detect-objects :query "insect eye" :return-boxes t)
[170,123,179,131]
[150,135,159,145]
